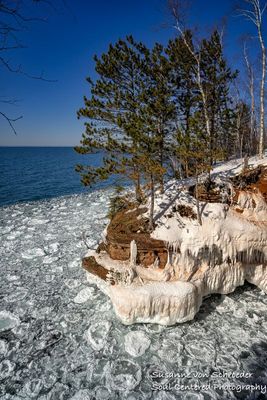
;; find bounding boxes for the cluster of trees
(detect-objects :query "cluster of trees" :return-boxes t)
[75,2,266,229]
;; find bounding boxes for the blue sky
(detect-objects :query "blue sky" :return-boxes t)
[0,0,262,146]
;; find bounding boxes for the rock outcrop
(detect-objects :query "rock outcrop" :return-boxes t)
[83,161,267,325]
[99,206,168,268]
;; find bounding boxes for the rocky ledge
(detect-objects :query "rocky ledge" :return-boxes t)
[83,159,267,325]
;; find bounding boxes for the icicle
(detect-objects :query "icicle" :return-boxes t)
[139,276,144,285]
[166,247,173,266]
[153,257,159,269]
[130,240,137,267]
[106,271,114,286]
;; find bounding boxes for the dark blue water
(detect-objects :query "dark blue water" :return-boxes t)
[0,147,108,207]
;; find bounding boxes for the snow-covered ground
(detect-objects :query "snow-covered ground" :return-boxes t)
[152,154,267,228]
[1,190,267,399]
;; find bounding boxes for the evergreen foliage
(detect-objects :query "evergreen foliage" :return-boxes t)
[75,29,253,228]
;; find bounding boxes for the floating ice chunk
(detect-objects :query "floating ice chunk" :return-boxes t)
[43,255,59,264]
[6,288,28,302]
[45,233,57,240]
[68,259,80,269]
[44,242,60,254]
[0,340,8,356]
[51,265,63,273]
[73,287,94,304]
[85,321,111,351]
[64,279,81,289]
[6,275,19,282]
[105,359,142,392]
[94,386,111,400]
[69,389,91,400]
[0,311,20,332]
[185,340,215,360]
[28,219,49,225]
[7,231,21,240]
[124,331,151,357]
[1,227,12,234]
[0,360,15,379]
[44,274,55,283]
[35,330,62,351]
[158,338,183,363]
[20,379,43,398]
[22,248,45,259]
[64,312,82,324]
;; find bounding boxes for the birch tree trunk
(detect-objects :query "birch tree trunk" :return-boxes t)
[173,21,212,164]
[244,43,256,154]
[259,30,266,158]
[241,0,266,158]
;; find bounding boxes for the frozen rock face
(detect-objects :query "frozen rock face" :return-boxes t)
[245,263,267,292]
[170,191,267,294]
[109,281,202,325]
[87,161,267,326]
[87,190,267,326]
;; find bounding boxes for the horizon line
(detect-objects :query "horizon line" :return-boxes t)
[0,145,77,148]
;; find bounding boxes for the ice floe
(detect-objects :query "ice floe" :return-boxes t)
[85,321,111,350]
[124,331,151,357]
[0,190,266,399]
[0,311,20,332]
[73,286,95,303]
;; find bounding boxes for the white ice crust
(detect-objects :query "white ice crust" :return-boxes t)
[87,155,267,325]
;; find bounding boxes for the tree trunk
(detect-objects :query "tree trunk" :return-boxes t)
[174,24,212,164]
[250,78,256,154]
[158,124,164,194]
[195,173,202,226]
[135,172,142,203]
[259,30,266,158]
[249,69,256,154]
[244,43,256,155]
[149,174,155,231]
[240,136,243,159]
[197,64,212,165]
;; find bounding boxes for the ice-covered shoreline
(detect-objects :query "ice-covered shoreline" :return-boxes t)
[85,155,267,326]
[1,189,267,399]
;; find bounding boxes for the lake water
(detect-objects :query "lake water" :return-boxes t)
[0,147,106,207]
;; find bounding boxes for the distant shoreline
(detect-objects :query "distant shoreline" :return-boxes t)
[0,146,76,148]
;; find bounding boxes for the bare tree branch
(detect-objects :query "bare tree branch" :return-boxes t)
[0,0,67,133]
[0,111,22,134]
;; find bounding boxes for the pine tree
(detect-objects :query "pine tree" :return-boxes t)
[75,36,147,202]
[129,42,176,229]
[166,31,198,177]
[199,31,238,162]
[75,28,240,231]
